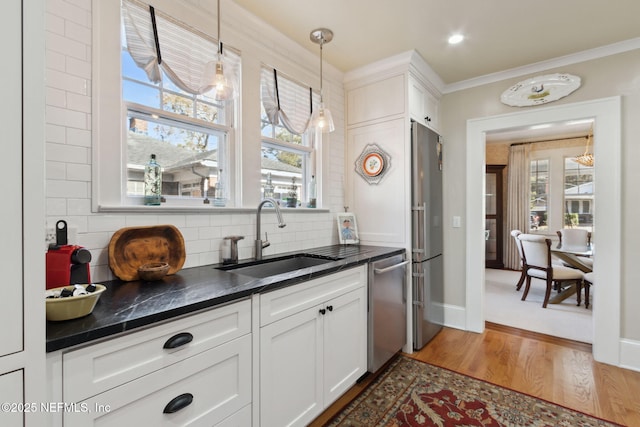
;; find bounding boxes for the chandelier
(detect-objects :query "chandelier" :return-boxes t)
[573,132,594,167]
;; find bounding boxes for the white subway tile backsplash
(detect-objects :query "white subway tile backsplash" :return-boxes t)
[47,142,88,164]
[47,68,88,95]
[46,87,66,108]
[65,56,91,79]
[48,0,90,27]
[67,198,92,216]
[46,198,68,217]
[46,105,87,130]
[66,92,91,114]
[46,50,67,73]
[65,20,91,44]
[87,215,127,233]
[66,128,91,147]
[46,180,88,199]
[47,31,88,61]
[46,161,66,180]
[66,163,91,181]
[46,124,67,144]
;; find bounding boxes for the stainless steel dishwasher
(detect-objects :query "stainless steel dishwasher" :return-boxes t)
[368,254,409,373]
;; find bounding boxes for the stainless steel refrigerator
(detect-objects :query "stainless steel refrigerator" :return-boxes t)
[411,121,444,350]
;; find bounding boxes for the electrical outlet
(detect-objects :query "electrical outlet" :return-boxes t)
[45,228,57,247]
[45,226,78,246]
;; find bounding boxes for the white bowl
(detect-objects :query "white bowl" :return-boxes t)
[46,284,106,321]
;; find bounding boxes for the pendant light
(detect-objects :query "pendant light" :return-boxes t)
[310,28,335,133]
[573,129,594,167]
[211,0,237,101]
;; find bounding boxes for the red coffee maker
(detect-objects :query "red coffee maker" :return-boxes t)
[46,220,92,289]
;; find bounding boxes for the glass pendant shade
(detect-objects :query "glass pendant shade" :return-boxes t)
[213,53,236,101]
[310,28,335,133]
[311,102,334,133]
[210,0,237,102]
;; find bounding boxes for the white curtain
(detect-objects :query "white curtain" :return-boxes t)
[122,0,240,96]
[505,144,531,270]
[260,67,317,135]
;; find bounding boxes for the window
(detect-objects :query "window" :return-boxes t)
[529,159,549,231]
[260,67,319,207]
[115,0,239,207]
[529,145,595,234]
[563,157,594,229]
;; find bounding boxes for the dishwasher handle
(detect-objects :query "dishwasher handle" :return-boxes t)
[373,260,409,274]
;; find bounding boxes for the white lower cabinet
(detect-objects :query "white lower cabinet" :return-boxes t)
[259,266,367,427]
[59,299,252,427]
[0,370,24,427]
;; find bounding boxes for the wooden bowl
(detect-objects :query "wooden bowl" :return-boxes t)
[138,262,170,281]
[46,284,106,321]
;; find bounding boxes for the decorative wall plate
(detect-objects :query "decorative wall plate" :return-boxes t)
[500,73,581,107]
[355,144,391,185]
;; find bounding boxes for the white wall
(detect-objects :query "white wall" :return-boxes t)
[45,0,346,281]
[439,49,640,347]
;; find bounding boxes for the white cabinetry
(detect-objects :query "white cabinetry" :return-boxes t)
[344,52,441,251]
[409,74,439,130]
[0,1,46,425]
[60,300,252,427]
[259,266,367,427]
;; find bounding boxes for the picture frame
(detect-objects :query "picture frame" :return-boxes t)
[337,213,359,244]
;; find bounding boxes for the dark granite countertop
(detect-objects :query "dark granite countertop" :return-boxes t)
[46,244,404,352]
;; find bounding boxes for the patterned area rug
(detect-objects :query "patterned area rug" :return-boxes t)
[327,356,621,426]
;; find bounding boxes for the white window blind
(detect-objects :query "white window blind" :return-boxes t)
[261,67,317,135]
[122,0,240,96]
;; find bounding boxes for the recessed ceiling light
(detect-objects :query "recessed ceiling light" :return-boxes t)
[448,34,464,45]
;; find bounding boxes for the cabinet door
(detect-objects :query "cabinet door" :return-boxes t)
[0,0,23,358]
[323,286,367,404]
[409,75,439,130]
[260,306,323,427]
[347,118,407,245]
[0,370,23,427]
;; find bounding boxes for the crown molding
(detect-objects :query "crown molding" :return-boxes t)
[443,37,640,94]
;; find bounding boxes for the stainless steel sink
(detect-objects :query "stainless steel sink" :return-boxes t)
[217,254,338,278]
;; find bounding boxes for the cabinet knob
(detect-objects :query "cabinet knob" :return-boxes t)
[163,393,193,413]
[163,332,194,349]
[425,116,431,122]
[319,308,326,315]
[326,305,333,312]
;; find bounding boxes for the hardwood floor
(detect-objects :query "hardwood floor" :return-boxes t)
[310,323,640,426]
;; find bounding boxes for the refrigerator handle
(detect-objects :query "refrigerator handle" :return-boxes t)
[412,204,426,256]
[412,268,424,307]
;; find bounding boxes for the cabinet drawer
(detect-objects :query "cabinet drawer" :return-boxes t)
[260,266,366,326]
[63,299,250,403]
[64,334,252,427]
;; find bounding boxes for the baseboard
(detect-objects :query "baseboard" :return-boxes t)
[442,303,466,331]
[620,338,640,372]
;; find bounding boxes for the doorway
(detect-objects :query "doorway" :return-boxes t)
[465,97,621,365]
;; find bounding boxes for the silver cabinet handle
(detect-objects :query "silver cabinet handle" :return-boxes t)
[374,260,410,274]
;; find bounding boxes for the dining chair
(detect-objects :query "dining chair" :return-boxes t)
[582,271,594,309]
[517,233,584,308]
[556,228,594,269]
[510,230,526,290]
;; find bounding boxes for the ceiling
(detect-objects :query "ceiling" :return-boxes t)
[232,0,640,85]
[232,0,638,142]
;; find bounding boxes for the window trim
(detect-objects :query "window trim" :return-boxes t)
[92,0,238,211]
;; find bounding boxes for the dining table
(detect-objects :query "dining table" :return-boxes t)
[549,243,593,304]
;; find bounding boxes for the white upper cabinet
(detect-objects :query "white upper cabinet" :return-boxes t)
[346,74,406,126]
[408,74,439,131]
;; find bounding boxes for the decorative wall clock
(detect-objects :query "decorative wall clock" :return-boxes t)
[500,73,581,107]
[355,144,391,185]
